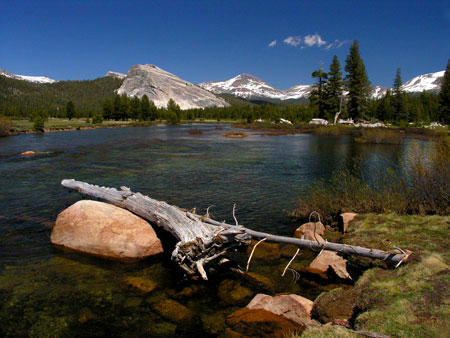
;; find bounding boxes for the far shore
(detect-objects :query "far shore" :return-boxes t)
[3,118,449,141]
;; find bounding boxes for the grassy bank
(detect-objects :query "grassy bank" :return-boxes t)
[302,213,450,338]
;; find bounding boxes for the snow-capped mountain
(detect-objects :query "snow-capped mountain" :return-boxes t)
[0,68,57,84]
[105,71,127,79]
[371,86,389,99]
[200,70,445,102]
[400,70,444,94]
[199,73,298,100]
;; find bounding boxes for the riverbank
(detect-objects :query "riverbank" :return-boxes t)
[235,121,449,141]
[302,213,449,338]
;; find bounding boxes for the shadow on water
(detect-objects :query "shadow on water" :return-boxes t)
[0,124,421,336]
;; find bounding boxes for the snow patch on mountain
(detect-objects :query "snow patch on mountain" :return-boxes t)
[0,68,57,84]
[401,70,444,93]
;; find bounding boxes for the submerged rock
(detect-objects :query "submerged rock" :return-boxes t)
[152,299,195,322]
[124,276,158,293]
[227,293,319,337]
[50,200,163,260]
[218,279,254,306]
[20,151,36,156]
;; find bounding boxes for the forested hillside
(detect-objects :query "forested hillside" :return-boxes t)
[0,75,123,117]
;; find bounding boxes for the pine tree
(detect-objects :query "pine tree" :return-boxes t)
[324,55,343,116]
[65,100,75,120]
[129,96,140,120]
[102,98,113,120]
[139,95,151,121]
[167,98,181,124]
[344,41,371,119]
[308,66,328,119]
[438,59,450,124]
[392,68,408,121]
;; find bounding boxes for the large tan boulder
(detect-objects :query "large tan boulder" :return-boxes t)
[294,222,325,240]
[308,250,352,280]
[51,200,163,260]
[247,294,315,325]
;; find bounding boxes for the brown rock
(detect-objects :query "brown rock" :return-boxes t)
[226,308,300,338]
[309,250,352,280]
[50,200,163,260]
[294,222,325,239]
[312,287,360,324]
[246,293,316,326]
[339,213,357,233]
[20,151,36,156]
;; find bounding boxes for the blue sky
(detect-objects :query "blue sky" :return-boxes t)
[0,0,449,88]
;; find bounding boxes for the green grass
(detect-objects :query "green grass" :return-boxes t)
[9,118,158,133]
[306,214,450,338]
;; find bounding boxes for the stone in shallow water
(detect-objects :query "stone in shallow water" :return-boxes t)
[50,200,163,260]
[124,276,158,293]
[152,299,195,322]
[217,279,254,306]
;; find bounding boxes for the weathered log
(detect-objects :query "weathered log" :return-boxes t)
[61,179,410,280]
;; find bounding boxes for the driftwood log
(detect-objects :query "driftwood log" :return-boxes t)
[61,179,410,280]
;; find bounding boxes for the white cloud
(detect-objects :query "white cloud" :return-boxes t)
[268,40,277,48]
[283,36,302,47]
[304,34,327,47]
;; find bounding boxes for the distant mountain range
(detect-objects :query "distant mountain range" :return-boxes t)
[0,66,445,106]
[199,70,444,101]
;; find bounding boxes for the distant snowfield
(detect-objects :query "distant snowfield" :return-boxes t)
[0,68,57,84]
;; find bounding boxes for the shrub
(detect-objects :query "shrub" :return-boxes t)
[292,137,450,222]
[33,115,45,133]
[0,117,12,136]
[355,129,403,144]
[92,113,103,124]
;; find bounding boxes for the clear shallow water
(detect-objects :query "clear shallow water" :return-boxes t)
[0,124,416,337]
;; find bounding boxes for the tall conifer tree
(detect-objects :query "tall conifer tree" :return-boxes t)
[324,55,343,116]
[392,68,408,121]
[309,66,328,119]
[438,59,450,124]
[344,41,371,119]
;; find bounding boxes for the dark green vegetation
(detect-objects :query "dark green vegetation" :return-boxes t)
[303,213,450,338]
[1,50,449,129]
[438,59,450,124]
[293,136,450,223]
[0,75,123,117]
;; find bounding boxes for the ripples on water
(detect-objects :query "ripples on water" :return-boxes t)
[0,124,418,336]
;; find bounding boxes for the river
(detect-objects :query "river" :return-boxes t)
[0,124,415,337]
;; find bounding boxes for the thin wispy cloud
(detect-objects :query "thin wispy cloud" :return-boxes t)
[268,40,277,48]
[304,34,327,47]
[279,34,349,51]
[325,39,350,50]
[283,36,302,47]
